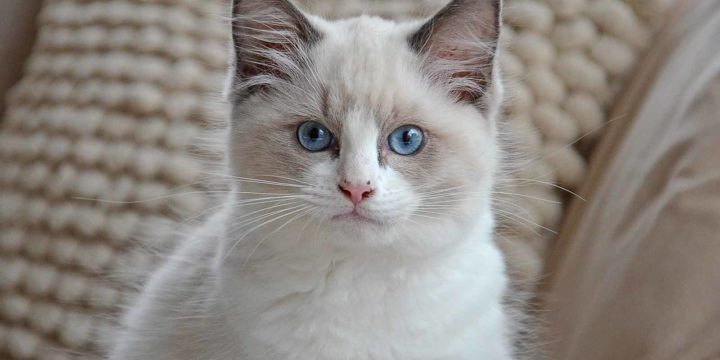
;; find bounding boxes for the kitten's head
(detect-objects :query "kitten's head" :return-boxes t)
[227,0,503,249]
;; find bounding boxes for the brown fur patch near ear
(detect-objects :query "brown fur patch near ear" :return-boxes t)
[231,0,321,96]
[408,0,501,103]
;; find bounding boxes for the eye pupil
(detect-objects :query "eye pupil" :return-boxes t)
[402,131,411,144]
[309,127,320,139]
[388,125,424,156]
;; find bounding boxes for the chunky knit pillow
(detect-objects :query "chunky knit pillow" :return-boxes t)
[0,0,670,358]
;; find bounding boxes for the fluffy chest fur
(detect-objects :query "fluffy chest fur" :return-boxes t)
[217,216,510,360]
[111,207,511,360]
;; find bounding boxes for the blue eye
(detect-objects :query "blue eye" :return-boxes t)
[297,121,334,152]
[388,125,425,156]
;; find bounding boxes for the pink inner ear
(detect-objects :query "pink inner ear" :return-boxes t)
[430,47,492,102]
[240,39,295,80]
[427,48,493,102]
[410,0,500,102]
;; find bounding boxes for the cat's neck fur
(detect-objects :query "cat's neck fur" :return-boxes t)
[209,199,510,360]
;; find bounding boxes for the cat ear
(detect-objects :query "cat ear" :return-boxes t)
[230,0,321,95]
[409,0,501,104]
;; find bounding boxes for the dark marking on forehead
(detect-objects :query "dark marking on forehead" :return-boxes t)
[320,84,330,120]
[319,84,357,133]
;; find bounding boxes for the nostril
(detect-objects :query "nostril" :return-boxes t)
[361,189,374,199]
[338,184,352,199]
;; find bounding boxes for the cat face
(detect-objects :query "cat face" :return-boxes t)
[228,0,502,247]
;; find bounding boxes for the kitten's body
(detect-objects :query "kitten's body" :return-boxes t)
[112,204,510,360]
[110,1,515,359]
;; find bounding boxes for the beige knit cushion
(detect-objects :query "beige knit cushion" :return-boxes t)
[0,0,670,358]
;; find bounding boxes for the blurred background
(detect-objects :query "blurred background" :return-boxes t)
[1,0,718,359]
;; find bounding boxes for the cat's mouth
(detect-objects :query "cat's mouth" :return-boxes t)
[332,211,384,226]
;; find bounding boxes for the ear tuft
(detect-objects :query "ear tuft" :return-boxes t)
[231,0,321,97]
[409,0,502,104]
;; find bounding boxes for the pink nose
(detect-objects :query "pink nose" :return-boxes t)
[338,181,374,205]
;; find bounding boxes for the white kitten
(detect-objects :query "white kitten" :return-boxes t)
[109,0,514,359]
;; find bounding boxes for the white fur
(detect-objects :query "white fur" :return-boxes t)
[110,4,513,360]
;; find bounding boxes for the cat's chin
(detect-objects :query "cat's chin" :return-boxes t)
[323,211,401,242]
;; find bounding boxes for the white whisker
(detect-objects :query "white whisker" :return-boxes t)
[223,206,310,264]
[491,192,560,204]
[243,208,311,268]
[494,209,557,235]
[512,178,586,202]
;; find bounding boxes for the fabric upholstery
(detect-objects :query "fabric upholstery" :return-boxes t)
[0,2,229,358]
[0,0,44,117]
[540,0,720,358]
[0,0,670,358]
